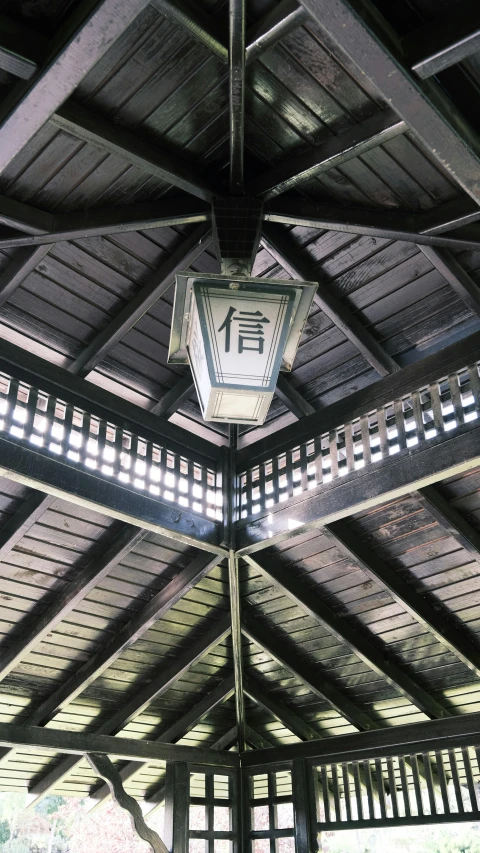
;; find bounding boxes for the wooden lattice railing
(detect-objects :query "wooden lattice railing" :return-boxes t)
[238,360,480,520]
[313,745,480,830]
[0,372,222,521]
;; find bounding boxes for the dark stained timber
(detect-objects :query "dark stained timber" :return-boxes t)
[51,103,214,202]
[245,0,307,64]
[0,0,152,175]
[0,490,54,561]
[241,712,480,767]
[264,200,480,252]
[275,374,315,419]
[404,0,480,78]
[86,754,168,853]
[244,554,451,719]
[26,615,232,806]
[249,111,406,199]
[88,675,236,810]
[151,375,196,419]
[0,523,146,683]
[261,224,398,377]
[0,723,239,767]
[229,0,246,193]
[244,676,320,741]
[242,616,377,731]
[70,223,212,378]
[0,200,210,250]
[151,0,228,62]
[297,0,480,205]
[325,520,480,677]
[417,246,480,317]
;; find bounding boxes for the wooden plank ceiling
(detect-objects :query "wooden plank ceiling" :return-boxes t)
[0,0,478,804]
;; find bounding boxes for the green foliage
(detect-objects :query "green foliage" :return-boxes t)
[0,818,10,845]
[34,796,65,818]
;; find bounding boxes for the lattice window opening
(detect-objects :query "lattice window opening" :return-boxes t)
[249,770,295,853]
[0,374,222,521]
[189,770,235,853]
[238,363,480,519]
[314,746,480,829]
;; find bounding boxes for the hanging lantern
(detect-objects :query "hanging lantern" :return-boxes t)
[168,272,316,425]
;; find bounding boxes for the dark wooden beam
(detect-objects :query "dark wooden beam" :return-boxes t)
[151,0,227,62]
[242,615,377,731]
[244,676,319,741]
[0,722,239,767]
[20,553,222,731]
[164,762,189,853]
[0,15,46,79]
[237,418,480,554]
[143,724,238,815]
[70,222,212,379]
[244,555,449,720]
[245,0,307,65]
[241,710,480,768]
[0,491,54,562]
[237,328,480,470]
[151,375,195,418]
[417,485,480,571]
[0,0,151,175]
[229,549,246,751]
[275,374,315,418]
[0,524,145,684]
[0,200,210,250]
[417,246,480,317]
[229,0,246,193]
[0,434,222,552]
[87,674,235,811]
[150,0,306,69]
[86,754,168,853]
[404,0,480,79]
[264,199,480,252]
[246,727,274,749]
[296,0,480,205]
[0,246,53,308]
[51,102,214,202]
[249,110,405,199]
[325,519,480,678]
[26,614,232,806]
[0,195,53,235]
[261,223,399,377]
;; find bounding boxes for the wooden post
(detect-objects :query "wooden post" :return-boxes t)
[164,761,189,853]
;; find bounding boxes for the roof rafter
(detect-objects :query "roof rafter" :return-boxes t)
[261,222,399,377]
[0,524,146,684]
[248,110,405,199]
[26,614,231,807]
[0,0,151,176]
[244,554,450,720]
[87,673,236,810]
[242,614,377,731]
[69,222,212,379]
[244,675,319,741]
[0,491,54,561]
[325,520,480,678]
[296,0,480,205]
[264,199,480,252]
[403,0,480,79]
[50,103,215,202]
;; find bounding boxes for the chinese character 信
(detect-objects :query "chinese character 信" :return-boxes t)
[217,306,270,355]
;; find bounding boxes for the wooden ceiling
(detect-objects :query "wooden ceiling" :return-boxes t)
[0,0,478,809]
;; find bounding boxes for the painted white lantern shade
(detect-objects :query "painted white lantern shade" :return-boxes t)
[168,274,317,426]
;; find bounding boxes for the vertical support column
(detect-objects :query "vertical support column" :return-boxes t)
[164,761,189,853]
[229,0,246,194]
[292,759,318,853]
[228,424,246,753]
